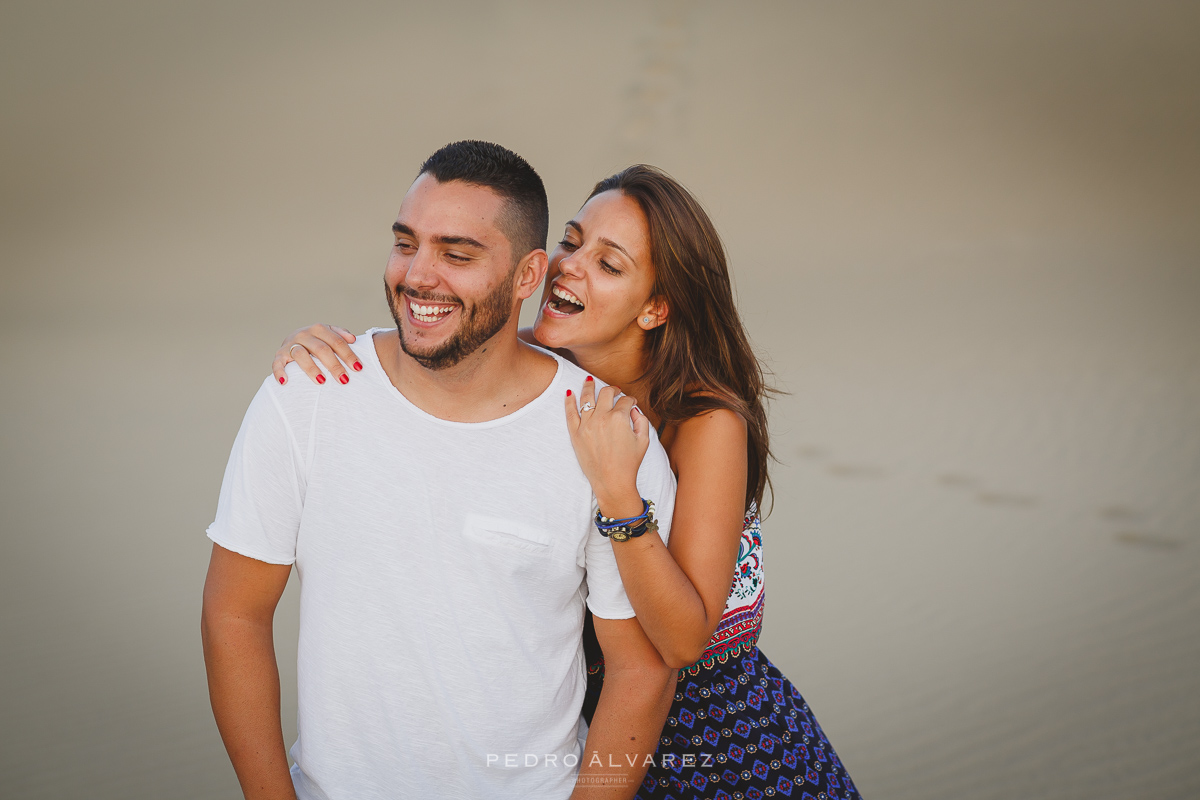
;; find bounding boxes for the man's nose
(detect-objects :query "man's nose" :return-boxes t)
[404,246,440,291]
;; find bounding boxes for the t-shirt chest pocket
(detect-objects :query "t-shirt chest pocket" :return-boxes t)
[462,514,555,563]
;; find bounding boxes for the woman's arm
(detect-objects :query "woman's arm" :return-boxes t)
[566,382,747,668]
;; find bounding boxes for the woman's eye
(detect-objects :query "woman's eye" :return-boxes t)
[558,239,578,251]
[599,260,621,276]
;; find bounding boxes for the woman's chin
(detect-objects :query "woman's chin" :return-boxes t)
[530,319,552,347]
[533,313,582,350]
[532,317,564,348]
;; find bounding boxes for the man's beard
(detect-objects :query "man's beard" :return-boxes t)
[386,271,518,371]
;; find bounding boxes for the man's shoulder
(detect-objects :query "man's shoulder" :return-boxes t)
[270,329,380,413]
[238,371,320,447]
[520,343,589,391]
[550,351,592,386]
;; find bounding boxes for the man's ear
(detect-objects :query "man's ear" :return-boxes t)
[515,249,549,301]
[638,296,670,330]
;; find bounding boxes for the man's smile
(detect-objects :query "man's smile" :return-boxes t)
[406,296,459,326]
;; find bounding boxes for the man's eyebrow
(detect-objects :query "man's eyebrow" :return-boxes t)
[432,234,487,250]
[392,222,486,251]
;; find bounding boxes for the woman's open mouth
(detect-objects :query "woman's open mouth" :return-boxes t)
[545,284,585,317]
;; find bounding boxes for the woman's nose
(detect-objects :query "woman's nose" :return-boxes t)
[557,250,584,278]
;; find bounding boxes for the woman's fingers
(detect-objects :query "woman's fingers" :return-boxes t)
[272,354,290,386]
[595,384,620,412]
[629,403,651,446]
[611,394,637,415]
[564,388,580,435]
[289,346,329,385]
[575,378,641,434]
[612,395,647,438]
[314,324,362,373]
[305,324,360,378]
[305,337,352,385]
[579,375,597,415]
[275,324,360,386]
[330,325,357,346]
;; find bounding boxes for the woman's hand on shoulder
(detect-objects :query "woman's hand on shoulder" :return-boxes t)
[273,324,359,386]
[564,377,651,517]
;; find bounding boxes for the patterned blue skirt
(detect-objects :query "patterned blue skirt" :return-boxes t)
[584,631,863,799]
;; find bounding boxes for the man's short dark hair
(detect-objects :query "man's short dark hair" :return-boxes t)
[418,141,549,262]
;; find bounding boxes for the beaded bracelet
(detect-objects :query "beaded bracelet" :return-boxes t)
[595,499,651,529]
[595,499,658,542]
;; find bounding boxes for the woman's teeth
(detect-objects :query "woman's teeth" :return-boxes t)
[550,285,584,313]
[409,299,455,322]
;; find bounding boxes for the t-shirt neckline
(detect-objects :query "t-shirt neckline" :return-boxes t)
[360,327,565,429]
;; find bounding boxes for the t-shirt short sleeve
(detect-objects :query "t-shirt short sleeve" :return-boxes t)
[206,377,308,565]
[583,434,677,619]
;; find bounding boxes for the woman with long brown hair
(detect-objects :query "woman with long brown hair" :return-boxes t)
[275,165,862,799]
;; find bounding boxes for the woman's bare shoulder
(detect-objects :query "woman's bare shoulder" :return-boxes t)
[676,406,747,436]
[668,407,748,464]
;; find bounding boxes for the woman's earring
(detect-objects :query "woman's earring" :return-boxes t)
[642,317,650,324]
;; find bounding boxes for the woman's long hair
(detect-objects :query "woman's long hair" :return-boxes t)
[588,165,775,513]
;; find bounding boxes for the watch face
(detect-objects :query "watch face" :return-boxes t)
[610,531,630,542]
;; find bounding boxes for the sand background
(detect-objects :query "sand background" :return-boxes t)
[2,1,1198,797]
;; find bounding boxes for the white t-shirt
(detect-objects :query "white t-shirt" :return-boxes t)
[207,329,675,800]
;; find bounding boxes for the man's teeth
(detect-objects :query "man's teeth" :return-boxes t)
[409,300,455,322]
[551,285,583,308]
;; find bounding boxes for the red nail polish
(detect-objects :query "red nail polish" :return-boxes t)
[586,376,593,382]
[567,389,572,396]
[353,361,363,371]
[339,374,349,384]
[316,374,326,384]
[279,376,286,385]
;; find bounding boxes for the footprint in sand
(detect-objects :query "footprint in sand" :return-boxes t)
[976,491,1039,508]
[827,463,888,479]
[937,472,979,490]
[1099,505,1145,523]
[1114,531,1183,551]
[792,445,887,478]
[936,472,1037,507]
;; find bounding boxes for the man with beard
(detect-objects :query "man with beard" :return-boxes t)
[201,141,678,800]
